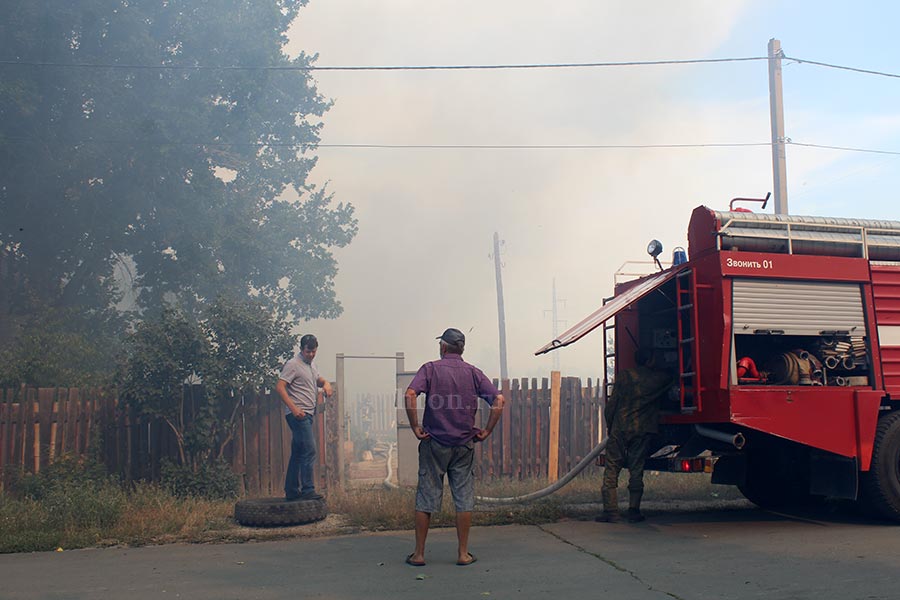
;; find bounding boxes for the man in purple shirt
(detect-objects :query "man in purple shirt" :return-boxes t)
[404,328,504,567]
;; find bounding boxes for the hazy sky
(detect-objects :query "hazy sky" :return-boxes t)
[283,0,900,398]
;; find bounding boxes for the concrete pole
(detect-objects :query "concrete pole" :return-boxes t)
[493,232,509,381]
[768,38,789,215]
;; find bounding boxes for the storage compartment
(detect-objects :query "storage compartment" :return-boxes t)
[731,278,872,387]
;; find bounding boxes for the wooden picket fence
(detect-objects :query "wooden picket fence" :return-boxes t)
[0,386,335,496]
[473,377,605,481]
[1,376,604,493]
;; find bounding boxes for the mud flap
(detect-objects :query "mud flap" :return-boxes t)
[810,451,858,499]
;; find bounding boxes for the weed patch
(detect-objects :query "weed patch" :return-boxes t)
[0,467,743,553]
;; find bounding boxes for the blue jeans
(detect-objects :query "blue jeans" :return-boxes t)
[285,413,317,498]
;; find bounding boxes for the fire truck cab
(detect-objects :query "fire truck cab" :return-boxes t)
[537,204,900,519]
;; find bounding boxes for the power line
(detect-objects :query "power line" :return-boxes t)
[3,136,898,156]
[318,142,773,149]
[0,137,771,150]
[2,55,899,80]
[783,56,900,80]
[787,141,900,156]
[0,56,767,72]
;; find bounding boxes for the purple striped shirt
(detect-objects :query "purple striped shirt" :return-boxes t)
[408,354,499,446]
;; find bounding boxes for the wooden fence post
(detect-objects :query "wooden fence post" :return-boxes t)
[325,380,340,491]
[548,371,561,483]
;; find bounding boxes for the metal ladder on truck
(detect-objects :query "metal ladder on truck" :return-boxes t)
[676,269,702,413]
[601,296,616,442]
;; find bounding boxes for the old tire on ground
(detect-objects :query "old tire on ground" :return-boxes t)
[859,411,900,522]
[234,497,327,527]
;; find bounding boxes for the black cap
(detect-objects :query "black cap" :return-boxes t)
[436,328,465,345]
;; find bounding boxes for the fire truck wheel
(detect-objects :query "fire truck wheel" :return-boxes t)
[860,411,900,522]
[738,440,818,509]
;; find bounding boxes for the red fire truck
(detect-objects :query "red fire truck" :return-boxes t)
[537,202,900,519]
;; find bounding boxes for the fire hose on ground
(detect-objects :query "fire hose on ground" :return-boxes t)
[474,424,745,504]
[382,423,743,504]
[474,439,609,505]
[383,440,610,499]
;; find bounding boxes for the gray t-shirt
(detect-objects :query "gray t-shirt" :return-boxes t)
[279,356,320,414]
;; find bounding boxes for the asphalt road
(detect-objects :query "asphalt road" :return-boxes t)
[1,506,898,600]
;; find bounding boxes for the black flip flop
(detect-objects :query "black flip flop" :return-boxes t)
[456,553,478,566]
[405,553,426,567]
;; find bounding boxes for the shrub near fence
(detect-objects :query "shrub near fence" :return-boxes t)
[0,386,332,496]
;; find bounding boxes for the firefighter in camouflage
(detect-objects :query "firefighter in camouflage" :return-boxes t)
[597,348,674,523]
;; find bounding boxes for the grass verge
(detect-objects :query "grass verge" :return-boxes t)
[1,471,744,554]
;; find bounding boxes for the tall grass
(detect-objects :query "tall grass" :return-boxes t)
[0,465,743,554]
[0,482,235,553]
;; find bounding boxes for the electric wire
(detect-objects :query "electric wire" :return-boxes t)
[3,136,899,156]
[317,142,772,150]
[783,56,900,80]
[786,141,900,156]
[2,54,899,81]
[0,56,768,72]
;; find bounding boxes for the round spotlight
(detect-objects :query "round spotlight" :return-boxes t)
[647,239,663,258]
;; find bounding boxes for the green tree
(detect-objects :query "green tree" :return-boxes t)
[0,1,356,364]
[0,303,123,387]
[120,298,294,471]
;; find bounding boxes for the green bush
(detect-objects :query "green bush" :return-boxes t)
[16,457,126,530]
[159,458,239,500]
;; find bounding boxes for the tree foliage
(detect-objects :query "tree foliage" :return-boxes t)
[120,298,295,471]
[0,304,123,387]
[0,1,357,367]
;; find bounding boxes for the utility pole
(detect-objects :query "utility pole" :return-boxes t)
[492,232,509,381]
[543,278,566,372]
[768,38,789,215]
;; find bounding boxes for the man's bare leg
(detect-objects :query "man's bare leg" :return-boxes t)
[456,511,474,563]
[410,510,431,563]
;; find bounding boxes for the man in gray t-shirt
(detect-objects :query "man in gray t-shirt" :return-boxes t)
[276,334,332,501]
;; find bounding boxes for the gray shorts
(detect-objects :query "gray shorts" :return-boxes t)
[415,438,475,513]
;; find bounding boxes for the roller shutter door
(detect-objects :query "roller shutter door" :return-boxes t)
[732,279,865,336]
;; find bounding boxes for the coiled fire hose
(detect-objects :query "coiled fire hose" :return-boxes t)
[475,439,608,505]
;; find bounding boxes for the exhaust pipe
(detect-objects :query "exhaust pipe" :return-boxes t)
[695,425,746,450]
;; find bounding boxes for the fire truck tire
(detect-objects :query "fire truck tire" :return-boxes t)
[738,440,818,509]
[234,497,327,527]
[859,411,900,522]
[738,475,803,509]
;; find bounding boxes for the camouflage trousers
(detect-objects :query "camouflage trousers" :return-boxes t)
[602,431,653,513]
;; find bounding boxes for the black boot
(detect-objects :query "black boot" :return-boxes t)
[595,510,622,523]
[627,490,645,522]
[596,487,620,522]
